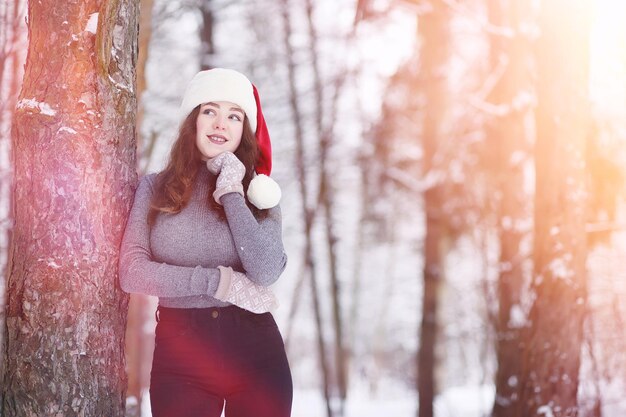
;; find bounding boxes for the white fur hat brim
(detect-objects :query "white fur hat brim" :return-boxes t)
[179,68,258,131]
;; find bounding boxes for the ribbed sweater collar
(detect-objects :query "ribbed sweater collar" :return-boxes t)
[191,166,217,200]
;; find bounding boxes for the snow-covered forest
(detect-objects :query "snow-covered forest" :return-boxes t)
[1,0,626,416]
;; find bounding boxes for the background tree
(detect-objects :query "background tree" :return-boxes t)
[1,0,139,415]
[278,0,334,414]
[304,0,350,411]
[517,0,591,415]
[416,2,452,417]
[485,1,534,415]
[198,0,215,70]
[0,0,26,397]
[124,1,155,415]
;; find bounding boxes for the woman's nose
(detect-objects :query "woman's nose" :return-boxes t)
[213,114,226,130]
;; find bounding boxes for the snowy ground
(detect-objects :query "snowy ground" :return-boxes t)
[139,384,495,417]
[139,381,626,417]
[291,385,493,417]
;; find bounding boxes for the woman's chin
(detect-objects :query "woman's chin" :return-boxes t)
[199,149,220,160]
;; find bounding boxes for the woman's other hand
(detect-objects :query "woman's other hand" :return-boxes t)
[207,151,246,203]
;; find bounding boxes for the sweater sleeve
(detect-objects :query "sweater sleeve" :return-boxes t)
[220,192,288,286]
[118,175,221,297]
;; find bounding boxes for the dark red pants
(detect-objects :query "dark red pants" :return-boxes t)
[149,305,293,417]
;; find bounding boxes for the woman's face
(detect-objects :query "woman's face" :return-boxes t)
[195,101,244,160]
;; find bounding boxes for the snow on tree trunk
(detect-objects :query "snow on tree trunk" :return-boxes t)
[517,1,591,416]
[2,0,138,416]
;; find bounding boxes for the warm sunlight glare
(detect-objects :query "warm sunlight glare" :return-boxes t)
[589,0,626,117]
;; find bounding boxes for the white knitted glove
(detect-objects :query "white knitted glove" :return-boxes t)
[206,152,246,204]
[215,266,279,314]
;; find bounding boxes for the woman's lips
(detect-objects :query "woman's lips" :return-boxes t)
[207,134,227,144]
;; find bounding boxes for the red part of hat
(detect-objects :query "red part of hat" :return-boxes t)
[252,84,272,176]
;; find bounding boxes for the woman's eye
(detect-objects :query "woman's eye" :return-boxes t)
[202,108,215,115]
[229,114,242,121]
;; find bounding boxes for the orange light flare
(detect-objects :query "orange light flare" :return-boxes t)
[585,0,626,208]
[589,0,626,122]
[585,0,626,323]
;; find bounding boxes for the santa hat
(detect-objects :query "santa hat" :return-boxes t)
[180,68,281,209]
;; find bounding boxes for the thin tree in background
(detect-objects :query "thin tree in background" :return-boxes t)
[517,0,591,415]
[486,0,533,415]
[279,0,334,415]
[416,2,451,417]
[303,0,348,411]
[0,0,26,277]
[125,1,155,414]
[136,0,154,156]
[199,0,215,70]
[0,0,26,398]
[0,0,23,106]
[1,0,138,415]
[137,0,161,173]
[357,62,424,392]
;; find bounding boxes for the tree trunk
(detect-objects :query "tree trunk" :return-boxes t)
[135,0,153,163]
[417,2,450,417]
[487,1,533,415]
[517,1,590,416]
[125,0,154,415]
[0,0,26,404]
[304,0,347,411]
[199,0,215,71]
[2,0,138,416]
[279,0,333,416]
[417,214,445,417]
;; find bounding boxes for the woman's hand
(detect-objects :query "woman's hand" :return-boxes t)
[207,151,246,204]
[215,266,278,313]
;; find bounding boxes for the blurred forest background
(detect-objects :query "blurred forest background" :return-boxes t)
[1,0,626,416]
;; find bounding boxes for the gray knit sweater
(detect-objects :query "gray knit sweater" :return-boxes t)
[119,168,287,308]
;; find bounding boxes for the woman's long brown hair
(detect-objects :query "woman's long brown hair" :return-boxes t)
[148,105,260,226]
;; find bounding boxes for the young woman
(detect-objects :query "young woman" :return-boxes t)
[119,68,292,417]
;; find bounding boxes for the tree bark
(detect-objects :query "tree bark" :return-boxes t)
[279,0,334,416]
[517,1,590,416]
[199,0,215,71]
[416,2,450,417]
[304,0,347,411]
[2,0,138,416]
[135,0,153,162]
[487,1,533,415]
[125,0,154,415]
[0,0,27,405]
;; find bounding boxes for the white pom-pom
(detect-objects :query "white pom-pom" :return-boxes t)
[247,174,281,209]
